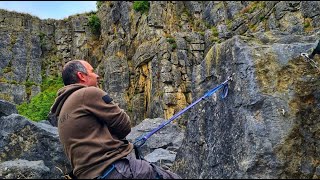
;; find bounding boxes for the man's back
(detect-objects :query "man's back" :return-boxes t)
[51,84,133,179]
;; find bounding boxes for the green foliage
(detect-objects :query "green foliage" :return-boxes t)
[96,1,104,9]
[133,1,150,14]
[17,76,64,122]
[24,80,37,87]
[166,38,176,44]
[259,15,265,21]
[211,26,219,37]
[210,36,221,43]
[2,67,11,73]
[166,38,177,50]
[226,19,233,30]
[171,43,177,50]
[88,14,101,35]
[3,60,12,74]
[39,32,46,46]
[304,19,311,28]
[0,77,8,83]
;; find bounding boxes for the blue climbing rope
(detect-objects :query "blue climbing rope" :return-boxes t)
[133,73,235,148]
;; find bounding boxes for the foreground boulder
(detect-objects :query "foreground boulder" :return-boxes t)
[0,114,70,179]
[0,159,50,179]
[0,100,18,117]
[173,31,320,179]
[127,118,185,170]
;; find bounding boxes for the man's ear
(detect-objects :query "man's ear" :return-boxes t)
[76,72,86,82]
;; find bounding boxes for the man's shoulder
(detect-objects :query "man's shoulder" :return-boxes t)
[81,86,106,96]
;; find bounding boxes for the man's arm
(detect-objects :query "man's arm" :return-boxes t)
[83,87,131,139]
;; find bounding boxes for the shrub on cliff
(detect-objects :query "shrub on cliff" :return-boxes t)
[17,76,64,122]
[88,14,101,35]
[96,1,104,9]
[133,1,150,14]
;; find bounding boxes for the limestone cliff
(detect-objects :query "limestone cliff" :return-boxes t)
[0,1,319,178]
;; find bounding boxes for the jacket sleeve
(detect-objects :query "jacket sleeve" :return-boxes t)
[83,87,131,139]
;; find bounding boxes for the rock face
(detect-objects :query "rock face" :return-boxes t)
[0,1,320,179]
[173,32,320,179]
[127,118,184,170]
[0,160,51,179]
[0,99,17,117]
[1,1,320,127]
[0,113,70,179]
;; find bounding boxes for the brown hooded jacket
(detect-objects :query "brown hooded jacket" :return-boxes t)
[50,84,133,179]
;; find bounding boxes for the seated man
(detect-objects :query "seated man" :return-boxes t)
[50,59,181,179]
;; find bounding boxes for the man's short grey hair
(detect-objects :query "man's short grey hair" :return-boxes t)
[62,60,88,85]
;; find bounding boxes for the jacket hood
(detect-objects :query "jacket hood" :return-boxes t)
[50,84,87,117]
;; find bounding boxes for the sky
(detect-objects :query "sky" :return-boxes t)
[0,1,97,20]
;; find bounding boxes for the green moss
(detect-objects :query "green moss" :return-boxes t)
[303,18,312,32]
[10,34,17,47]
[10,80,18,85]
[2,67,11,73]
[171,43,177,50]
[210,36,221,43]
[166,37,177,50]
[3,60,12,74]
[211,26,219,37]
[0,77,8,83]
[182,9,191,20]
[304,21,310,28]
[226,19,233,30]
[259,15,265,21]
[166,37,176,44]
[249,23,258,32]
[0,94,11,102]
[199,31,205,36]
[133,1,150,14]
[24,80,37,87]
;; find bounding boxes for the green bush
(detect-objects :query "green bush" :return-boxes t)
[166,38,177,50]
[166,38,176,44]
[96,1,104,9]
[17,76,64,122]
[133,1,150,14]
[39,32,46,46]
[88,14,101,35]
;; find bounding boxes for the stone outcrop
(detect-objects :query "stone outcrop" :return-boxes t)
[1,1,320,126]
[0,1,320,179]
[0,99,17,116]
[0,100,70,179]
[127,118,184,170]
[0,160,51,179]
[173,32,320,179]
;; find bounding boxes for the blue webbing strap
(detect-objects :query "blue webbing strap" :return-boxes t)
[96,164,115,179]
[133,74,234,148]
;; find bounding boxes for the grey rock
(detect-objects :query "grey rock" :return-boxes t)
[0,99,17,117]
[0,159,51,179]
[127,118,184,155]
[0,114,70,179]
